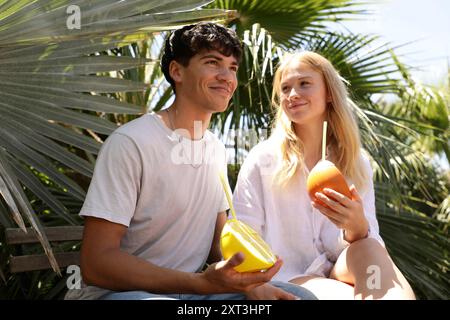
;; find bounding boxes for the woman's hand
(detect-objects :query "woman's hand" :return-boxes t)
[245,283,297,300]
[311,184,369,243]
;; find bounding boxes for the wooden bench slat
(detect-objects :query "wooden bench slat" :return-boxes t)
[9,252,81,273]
[5,226,83,244]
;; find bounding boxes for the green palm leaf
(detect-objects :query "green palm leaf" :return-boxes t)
[205,17,449,298]
[0,0,236,278]
[376,192,449,299]
[210,0,366,46]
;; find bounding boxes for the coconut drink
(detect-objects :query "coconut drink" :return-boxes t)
[218,173,276,272]
[306,121,351,205]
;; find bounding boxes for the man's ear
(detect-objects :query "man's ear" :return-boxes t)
[169,60,183,83]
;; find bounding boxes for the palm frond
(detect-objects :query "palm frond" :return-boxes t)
[211,0,367,47]
[376,195,449,299]
[0,0,236,275]
[208,19,450,299]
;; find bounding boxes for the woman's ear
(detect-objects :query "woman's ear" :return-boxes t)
[169,60,183,83]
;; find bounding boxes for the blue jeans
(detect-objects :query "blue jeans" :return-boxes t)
[100,281,317,300]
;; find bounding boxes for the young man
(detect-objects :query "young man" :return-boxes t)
[65,22,315,300]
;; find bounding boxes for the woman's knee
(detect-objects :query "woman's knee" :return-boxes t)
[347,238,387,261]
[336,237,392,280]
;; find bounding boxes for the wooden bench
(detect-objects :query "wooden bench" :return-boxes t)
[5,226,83,273]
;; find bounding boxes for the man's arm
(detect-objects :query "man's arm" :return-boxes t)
[81,216,282,295]
[81,216,202,293]
[207,211,227,264]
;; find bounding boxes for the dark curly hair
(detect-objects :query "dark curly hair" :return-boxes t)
[161,22,242,92]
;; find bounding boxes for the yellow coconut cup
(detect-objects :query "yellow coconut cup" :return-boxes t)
[220,219,276,273]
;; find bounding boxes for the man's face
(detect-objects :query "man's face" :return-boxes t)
[171,50,239,113]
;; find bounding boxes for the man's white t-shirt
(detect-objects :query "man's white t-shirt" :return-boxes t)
[233,137,384,283]
[66,112,228,300]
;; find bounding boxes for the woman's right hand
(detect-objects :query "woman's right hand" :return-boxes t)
[198,253,283,294]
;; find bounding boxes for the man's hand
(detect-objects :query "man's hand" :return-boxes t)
[245,283,297,300]
[199,252,283,294]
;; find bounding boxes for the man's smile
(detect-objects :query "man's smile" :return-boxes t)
[209,85,232,96]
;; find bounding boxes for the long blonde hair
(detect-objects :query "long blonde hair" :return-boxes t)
[271,51,367,191]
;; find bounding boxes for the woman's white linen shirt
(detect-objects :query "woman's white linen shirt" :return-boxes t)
[232,138,384,282]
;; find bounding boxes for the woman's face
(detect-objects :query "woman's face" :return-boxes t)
[279,59,329,126]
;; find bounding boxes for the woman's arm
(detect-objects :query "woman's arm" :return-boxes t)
[232,149,266,235]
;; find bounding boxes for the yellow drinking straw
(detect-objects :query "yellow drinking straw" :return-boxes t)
[219,172,237,220]
[322,120,327,161]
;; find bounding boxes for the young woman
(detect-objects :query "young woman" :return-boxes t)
[233,51,415,299]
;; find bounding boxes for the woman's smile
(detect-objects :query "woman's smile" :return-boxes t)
[288,102,308,110]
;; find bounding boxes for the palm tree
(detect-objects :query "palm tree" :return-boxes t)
[206,0,449,299]
[96,0,450,299]
[0,0,448,299]
[0,0,237,298]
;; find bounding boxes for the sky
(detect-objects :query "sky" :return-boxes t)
[334,0,449,170]
[335,0,450,86]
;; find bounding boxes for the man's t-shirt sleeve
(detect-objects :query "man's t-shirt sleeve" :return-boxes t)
[79,133,142,227]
